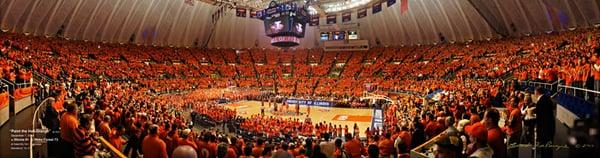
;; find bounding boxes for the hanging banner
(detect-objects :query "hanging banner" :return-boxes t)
[342,12,352,23]
[358,8,367,19]
[310,16,320,26]
[387,0,396,7]
[250,11,257,18]
[326,14,337,24]
[236,8,247,17]
[372,2,382,14]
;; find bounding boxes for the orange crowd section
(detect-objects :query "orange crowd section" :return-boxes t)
[0,92,8,110]
[14,87,33,100]
[52,91,66,111]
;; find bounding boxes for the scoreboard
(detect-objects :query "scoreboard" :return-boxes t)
[257,1,309,47]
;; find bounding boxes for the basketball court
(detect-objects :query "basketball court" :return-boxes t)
[225,101,374,132]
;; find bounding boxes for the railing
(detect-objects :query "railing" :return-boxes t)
[29,97,51,158]
[519,80,556,90]
[16,82,33,89]
[99,137,127,158]
[1,78,15,99]
[557,84,600,103]
[32,71,54,84]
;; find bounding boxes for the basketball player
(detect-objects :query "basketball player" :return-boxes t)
[353,123,359,138]
[306,105,311,116]
[284,102,289,114]
[295,103,300,115]
[260,103,265,116]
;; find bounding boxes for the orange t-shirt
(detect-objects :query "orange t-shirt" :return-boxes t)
[378,138,394,156]
[343,139,364,158]
[593,60,600,80]
[252,146,264,157]
[109,135,125,152]
[142,134,168,158]
[398,131,412,151]
[60,112,79,143]
[99,122,111,139]
[487,127,507,158]
[178,138,198,151]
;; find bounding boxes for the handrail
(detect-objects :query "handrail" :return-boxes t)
[29,97,51,158]
[528,81,553,86]
[99,137,127,158]
[558,84,600,94]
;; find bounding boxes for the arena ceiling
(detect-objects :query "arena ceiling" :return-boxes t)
[1,0,599,48]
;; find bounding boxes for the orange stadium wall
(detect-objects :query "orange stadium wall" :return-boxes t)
[14,92,33,115]
[0,92,8,126]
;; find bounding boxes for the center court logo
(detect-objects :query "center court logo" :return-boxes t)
[336,115,348,121]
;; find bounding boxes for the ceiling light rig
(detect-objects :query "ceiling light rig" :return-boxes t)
[207,0,372,16]
[323,0,372,13]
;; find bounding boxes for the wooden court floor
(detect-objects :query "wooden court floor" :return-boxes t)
[225,101,374,132]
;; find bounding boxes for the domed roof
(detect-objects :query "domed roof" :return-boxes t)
[2,0,599,48]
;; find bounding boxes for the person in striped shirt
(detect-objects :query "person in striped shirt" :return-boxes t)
[73,114,99,158]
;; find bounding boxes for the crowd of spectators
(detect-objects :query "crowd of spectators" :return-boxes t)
[1,27,598,158]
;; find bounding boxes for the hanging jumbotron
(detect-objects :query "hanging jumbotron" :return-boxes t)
[257,1,310,47]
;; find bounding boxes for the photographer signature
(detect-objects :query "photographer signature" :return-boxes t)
[508,142,596,151]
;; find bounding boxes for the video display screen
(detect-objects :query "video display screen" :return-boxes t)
[348,31,358,39]
[319,31,358,41]
[261,2,308,38]
[320,32,329,40]
[333,31,345,40]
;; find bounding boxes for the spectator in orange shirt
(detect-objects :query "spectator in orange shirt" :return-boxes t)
[504,97,522,158]
[592,53,600,102]
[177,129,198,151]
[377,133,393,157]
[343,134,365,158]
[466,123,493,157]
[484,109,506,158]
[142,125,169,158]
[98,115,111,140]
[109,127,126,153]
[240,145,254,158]
[59,102,79,158]
[251,138,265,158]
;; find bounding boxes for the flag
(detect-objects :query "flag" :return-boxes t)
[400,0,409,14]
[372,2,382,14]
[310,16,320,26]
[236,8,247,17]
[387,0,396,7]
[342,12,351,23]
[327,15,337,24]
[358,8,367,19]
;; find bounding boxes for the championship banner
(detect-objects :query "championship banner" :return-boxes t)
[236,8,247,17]
[372,2,382,14]
[387,0,396,7]
[358,8,367,19]
[310,16,320,26]
[326,14,337,24]
[342,12,352,23]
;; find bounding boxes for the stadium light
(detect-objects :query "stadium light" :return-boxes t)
[323,0,372,13]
